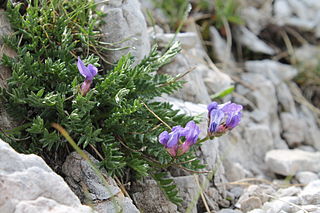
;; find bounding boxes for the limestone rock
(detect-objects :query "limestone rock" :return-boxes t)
[262,196,300,213]
[0,139,94,213]
[235,26,275,55]
[217,209,243,213]
[265,149,320,176]
[296,171,319,185]
[299,180,320,205]
[131,179,178,213]
[62,152,139,213]
[280,112,305,147]
[245,60,298,86]
[174,176,199,213]
[235,185,275,212]
[95,0,150,65]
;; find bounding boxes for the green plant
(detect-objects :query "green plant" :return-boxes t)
[1,0,205,205]
[152,0,190,31]
[214,0,244,28]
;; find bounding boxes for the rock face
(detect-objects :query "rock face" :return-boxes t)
[131,179,178,213]
[0,139,94,213]
[95,0,150,65]
[265,149,320,176]
[62,152,139,213]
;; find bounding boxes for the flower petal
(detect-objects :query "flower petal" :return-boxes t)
[184,121,200,145]
[207,101,218,113]
[208,109,225,133]
[87,64,98,80]
[159,131,169,146]
[77,57,91,78]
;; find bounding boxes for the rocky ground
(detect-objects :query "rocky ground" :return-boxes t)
[1,0,320,212]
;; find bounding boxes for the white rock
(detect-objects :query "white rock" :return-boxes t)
[95,0,150,65]
[248,209,265,213]
[14,197,91,213]
[274,0,292,19]
[239,5,272,35]
[245,60,298,85]
[265,149,320,176]
[235,26,275,55]
[154,32,197,50]
[280,112,305,147]
[210,26,235,65]
[224,162,253,182]
[299,180,320,205]
[274,186,301,197]
[0,139,94,213]
[276,82,297,114]
[262,196,300,213]
[217,209,243,213]
[296,171,319,185]
[236,185,275,212]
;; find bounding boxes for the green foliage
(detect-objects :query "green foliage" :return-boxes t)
[211,86,235,100]
[152,0,190,30]
[214,0,244,28]
[153,172,183,205]
[1,0,205,205]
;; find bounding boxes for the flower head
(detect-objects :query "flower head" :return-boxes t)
[77,57,98,96]
[159,121,200,157]
[207,101,242,137]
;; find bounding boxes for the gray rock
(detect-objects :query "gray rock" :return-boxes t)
[159,53,212,104]
[221,124,273,174]
[154,32,197,50]
[248,209,265,213]
[235,26,275,55]
[236,185,275,212]
[280,112,305,147]
[217,209,243,213]
[94,197,139,213]
[274,186,301,197]
[224,162,253,182]
[236,196,263,212]
[296,171,319,185]
[131,179,177,213]
[297,145,316,152]
[245,60,298,85]
[14,197,92,213]
[239,4,272,35]
[174,176,199,213]
[210,26,235,65]
[262,196,300,213]
[62,152,139,213]
[276,82,297,114]
[299,180,320,205]
[265,149,320,176]
[95,0,150,65]
[0,139,94,213]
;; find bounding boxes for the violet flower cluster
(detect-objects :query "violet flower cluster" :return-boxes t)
[77,57,98,96]
[159,101,243,157]
[159,121,200,157]
[207,101,242,137]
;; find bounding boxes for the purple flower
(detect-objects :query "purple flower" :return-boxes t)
[207,101,242,137]
[77,57,98,96]
[159,121,200,157]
